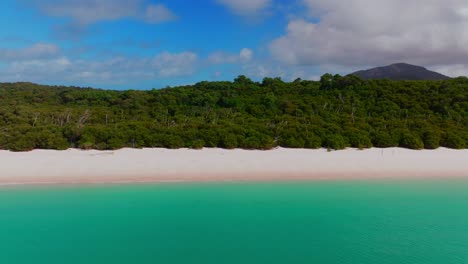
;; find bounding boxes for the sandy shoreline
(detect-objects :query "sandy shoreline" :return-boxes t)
[0,148,467,186]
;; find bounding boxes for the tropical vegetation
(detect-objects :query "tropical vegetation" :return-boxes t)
[0,74,466,151]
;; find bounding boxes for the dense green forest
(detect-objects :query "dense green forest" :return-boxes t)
[0,74,467,151]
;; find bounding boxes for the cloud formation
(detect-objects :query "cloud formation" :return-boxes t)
[0,44,197,85]
[239,48,254,62]
[216,0,271,16]
[144,4,177,24]
[270,0,468,73]
[35,0,177,25]
[0,43,60,61]
[207,48,254,64]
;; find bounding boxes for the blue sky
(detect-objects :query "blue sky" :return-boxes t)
[1,0,467,89]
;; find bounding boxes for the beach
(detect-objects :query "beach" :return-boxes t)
[0,148,467,185]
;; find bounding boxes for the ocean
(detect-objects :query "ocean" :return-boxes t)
[1,180,467,263]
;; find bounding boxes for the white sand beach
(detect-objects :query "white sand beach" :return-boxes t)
[0,148,467,185]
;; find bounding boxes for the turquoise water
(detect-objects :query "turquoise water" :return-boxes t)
[1,180,468,264]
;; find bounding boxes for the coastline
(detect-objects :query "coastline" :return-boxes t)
[0,148,467,186]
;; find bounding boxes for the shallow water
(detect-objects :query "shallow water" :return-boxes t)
[1,179,468,264]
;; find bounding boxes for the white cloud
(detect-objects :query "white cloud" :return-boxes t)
[0,43,60,61]
[0,44,198,84]
[216,0,271,16]
[144,4,177,24]
[239,48,253,62]
[208,48,254,64]
[240,62,322,81]
[36,0,176,25]
[270,0,468,75]
[207,52,239,64]
[212,71,223,78]
[432,64,468,78]
[7,58,71,78]
[150,52,198,77]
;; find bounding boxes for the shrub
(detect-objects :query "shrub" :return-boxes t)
[221,134,238,149]
[372,131,398,148]
[443,133,465,149]
[305,134,322,149]
[323,134,347,150]
[399,132,424,149]
[190,139,205,149]
[422,130,440,149]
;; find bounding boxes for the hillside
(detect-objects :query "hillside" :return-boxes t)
[351,63,451,80]
[0,75,467,151]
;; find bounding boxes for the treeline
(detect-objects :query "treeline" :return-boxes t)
[0,74,467,151]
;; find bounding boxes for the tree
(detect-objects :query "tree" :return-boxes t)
[0,77,466,151]
[234,75,254,86]
[323,134,347,150]
[422,130,441,149]
[372,131,398,148]
[399,131,424,149]
[443,132,465,149]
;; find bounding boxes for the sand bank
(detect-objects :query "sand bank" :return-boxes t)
[0,148,467,185]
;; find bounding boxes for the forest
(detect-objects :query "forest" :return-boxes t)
[0,74,467,151]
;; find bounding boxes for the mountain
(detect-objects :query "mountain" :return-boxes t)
[351,63,450,80]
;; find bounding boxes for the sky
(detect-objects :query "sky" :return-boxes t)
[1,0,468,89]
